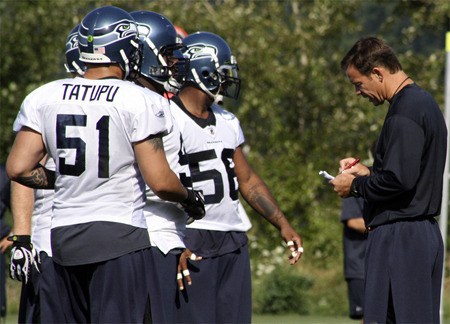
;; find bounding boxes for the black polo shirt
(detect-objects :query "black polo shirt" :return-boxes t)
[354,83,447,227]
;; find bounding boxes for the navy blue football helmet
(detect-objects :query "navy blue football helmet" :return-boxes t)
[130,10,188,91]
[182,32,240,102]
[78,6,142,80]
[64,24,86,76]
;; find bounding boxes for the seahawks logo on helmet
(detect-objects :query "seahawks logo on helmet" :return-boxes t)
[115,22,136,38]
[84,20,137,39]
[136,23,152,38]
[67,33,78,50]
[184,45,218,60]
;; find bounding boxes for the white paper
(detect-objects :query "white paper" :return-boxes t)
[319,170,335,180]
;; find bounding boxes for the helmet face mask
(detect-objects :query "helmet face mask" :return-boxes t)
[164,46,189,90]
[78,6,142,80]
[182,32,241,102]
[130,10,189,90]
[217,57,240,100]
[126,38,143,81]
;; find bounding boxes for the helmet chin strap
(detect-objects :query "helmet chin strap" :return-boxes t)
[214,95,224,105]
[145,38,168,69]
[72,61,85,76]
[64,62,85,76]
[191,69,222,103]
[120,49,130,79]
[164,78,180,93]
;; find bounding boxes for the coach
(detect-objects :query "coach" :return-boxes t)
[330,37,447,323]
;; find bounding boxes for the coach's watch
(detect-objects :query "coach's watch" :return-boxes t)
[350,178,361,198]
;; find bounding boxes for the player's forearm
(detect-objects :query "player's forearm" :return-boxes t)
[6,127,49,188]
[240,179,287,230]
[135,137,188,202]
[151,172,188,202]
[10,181,35,235]
[9,164,55,190]
[346,218,366,234]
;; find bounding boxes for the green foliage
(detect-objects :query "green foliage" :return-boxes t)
[305,265,348,316]
[253,266,313,315]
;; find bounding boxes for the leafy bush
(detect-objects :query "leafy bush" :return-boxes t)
[253,266,313,315]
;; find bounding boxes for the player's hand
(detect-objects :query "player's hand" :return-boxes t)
[8,235,40,284]
[280,226,303,265]
[176,248,202,291]
[0,235,13,254]
[181,189,205,224]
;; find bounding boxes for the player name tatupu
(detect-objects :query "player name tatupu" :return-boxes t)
[62,84,120,102]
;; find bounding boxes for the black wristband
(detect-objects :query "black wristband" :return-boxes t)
[38,163,56,189]
[182,189,195,205]
[7,235,31,243]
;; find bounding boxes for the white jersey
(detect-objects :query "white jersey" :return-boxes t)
[31,158,55,256]
[13,77,170,230]
[144,102,190,254]
[170,99,251,232]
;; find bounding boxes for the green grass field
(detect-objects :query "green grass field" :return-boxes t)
[253,314,357,323]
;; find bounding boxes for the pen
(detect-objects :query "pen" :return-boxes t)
[341,158,360,173]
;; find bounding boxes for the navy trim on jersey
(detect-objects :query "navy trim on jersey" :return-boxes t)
[183,229,248,258]
[171,96,216,128]
[52,221,151,266]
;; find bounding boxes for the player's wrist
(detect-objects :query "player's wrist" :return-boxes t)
[7,234,31,243]
[182,188,195,205]
[180,189,205,223]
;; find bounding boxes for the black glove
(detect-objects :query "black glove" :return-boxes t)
[181,189,205,224]
[8,235,40,284]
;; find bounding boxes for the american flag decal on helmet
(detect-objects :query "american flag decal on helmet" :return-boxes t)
[94,47,106,54]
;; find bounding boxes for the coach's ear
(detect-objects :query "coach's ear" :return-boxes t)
[371,67,384,82]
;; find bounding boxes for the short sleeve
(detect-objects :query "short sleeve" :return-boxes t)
[13,94,42,134]
[236,120,245,147]
[130,96,170,143]
[340,197,364,222]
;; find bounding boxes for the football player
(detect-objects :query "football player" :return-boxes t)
[8,23,85,323]
[6,6,204,323]
[129,10,198,323]
[171,32,303,323]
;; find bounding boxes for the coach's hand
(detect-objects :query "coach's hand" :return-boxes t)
[181,189,205,224]
[177,248,202,291]
[8,235,40,284]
